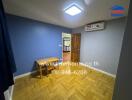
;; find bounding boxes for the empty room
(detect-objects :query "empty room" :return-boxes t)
[0,0,131,100]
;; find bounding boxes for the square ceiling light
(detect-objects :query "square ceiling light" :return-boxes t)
[64,3,83,16]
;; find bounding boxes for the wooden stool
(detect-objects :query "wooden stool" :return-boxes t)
[36,57,59,78]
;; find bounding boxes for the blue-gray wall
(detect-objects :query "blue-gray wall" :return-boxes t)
[6,14,71,76]
[73,17,127,75]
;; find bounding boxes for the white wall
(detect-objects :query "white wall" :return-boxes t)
[72,17,127,75]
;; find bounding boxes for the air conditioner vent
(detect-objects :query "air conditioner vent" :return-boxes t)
[85,21,105,32]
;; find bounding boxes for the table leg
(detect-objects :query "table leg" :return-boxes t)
[57,61,59,69]
[39,66,42,79]
[46,65,48,75]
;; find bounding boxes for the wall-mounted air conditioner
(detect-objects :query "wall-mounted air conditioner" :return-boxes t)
[85,21,105,32]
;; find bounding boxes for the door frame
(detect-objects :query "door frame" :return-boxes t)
[62,32,71,62]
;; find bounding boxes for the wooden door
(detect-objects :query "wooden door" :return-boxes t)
[71,34,81,62]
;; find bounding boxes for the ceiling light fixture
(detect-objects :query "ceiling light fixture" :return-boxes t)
[64,3,83,16]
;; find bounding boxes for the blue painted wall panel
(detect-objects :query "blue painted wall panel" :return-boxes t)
[6,14,72,76]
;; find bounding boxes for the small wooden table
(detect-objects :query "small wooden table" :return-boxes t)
[36,57,59,78]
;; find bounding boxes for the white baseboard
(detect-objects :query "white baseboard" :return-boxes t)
[14,63,116,79]
[4,85,14,100]
[7,71,36,100]
[14,63,61,80]
[10,85,14,100]
[79,62,116,78]
[14,71,37,80]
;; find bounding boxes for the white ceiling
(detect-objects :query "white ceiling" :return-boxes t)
[3,0,130,28]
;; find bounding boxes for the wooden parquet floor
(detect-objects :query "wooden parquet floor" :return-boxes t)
[13,63,115,100]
